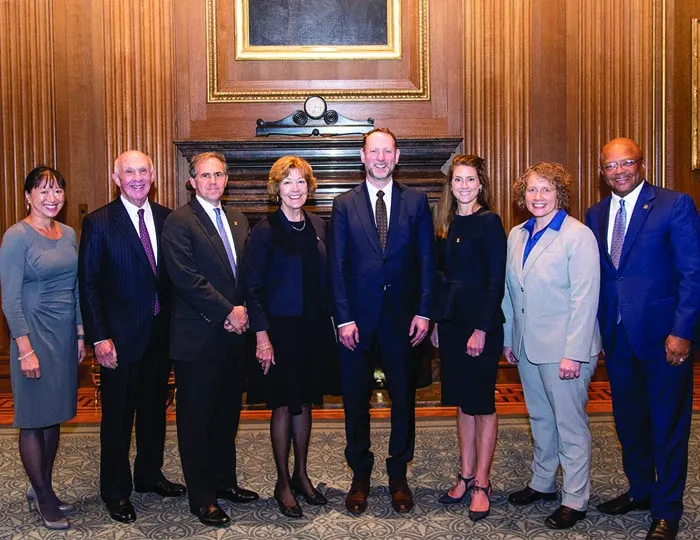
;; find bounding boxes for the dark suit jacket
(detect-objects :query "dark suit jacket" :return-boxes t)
[585,182,700,359]
[329,181,435,333]
[161,198,249,362]
[243,209,328,332]
[79,198,172,365]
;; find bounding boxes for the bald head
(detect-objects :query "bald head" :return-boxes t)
[112,150,155,207]
[599,138,645,198]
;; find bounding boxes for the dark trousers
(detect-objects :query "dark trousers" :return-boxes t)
[605,321,694,521]
[340,312,417,480]
[99,314,171,502]
[173,332,244,509]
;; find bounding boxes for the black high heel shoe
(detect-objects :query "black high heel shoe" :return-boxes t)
[290,475,328,506]
[437,473,475,504]
[468,481,491,522]
[274,484,303,518]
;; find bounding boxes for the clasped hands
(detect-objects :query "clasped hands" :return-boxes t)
[223,305,249,334]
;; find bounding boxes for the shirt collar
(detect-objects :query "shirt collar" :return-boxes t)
[611,179,646,210]
[366,179,393,199]
[522,208,568,234]
[195,194,222,215]
[120,195,151,217]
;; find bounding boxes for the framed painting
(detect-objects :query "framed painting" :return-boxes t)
[233,0,401,60]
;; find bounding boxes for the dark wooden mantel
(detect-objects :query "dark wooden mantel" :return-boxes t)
[174,137,463,222]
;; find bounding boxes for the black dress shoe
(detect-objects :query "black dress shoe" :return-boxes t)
[135,478,187,498]
[105,498,137,523]
[273,484,303,518]
[646,519,679,540]
[508,486,558,506]
[190,504,230,527]
[545,505,586,529]
[597,492,651,515]
[290,475,328,505]
[216,486,260,504]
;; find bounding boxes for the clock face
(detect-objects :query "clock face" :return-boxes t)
[304,96,327,120]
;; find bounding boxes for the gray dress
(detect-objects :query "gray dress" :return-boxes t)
[0,221,81,428]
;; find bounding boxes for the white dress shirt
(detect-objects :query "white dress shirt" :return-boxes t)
[195,195,238,266]
[366,179,393,227]
[120,195,158,262]
[606,180,645,254]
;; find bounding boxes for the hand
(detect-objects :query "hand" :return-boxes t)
[95,339,118,369]
[503,346,517,364]
[255,331,275,375]
[339,323,359,351]
[226,306,249,334]
[559,358,581,379]
[466,329,486,357]
[430,324,439,348]
[78,339,86,363]
[665,335,691,366]
[20,351,40,379]
[409,316,429,347]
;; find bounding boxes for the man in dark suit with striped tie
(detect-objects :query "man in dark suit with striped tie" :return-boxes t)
[79,150,186,524]
[329,128,436,515]
[161,151,258,527]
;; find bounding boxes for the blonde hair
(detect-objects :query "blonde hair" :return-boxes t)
[267,156,317,200]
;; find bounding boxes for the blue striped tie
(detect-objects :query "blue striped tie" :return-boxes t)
[610,200,626,268]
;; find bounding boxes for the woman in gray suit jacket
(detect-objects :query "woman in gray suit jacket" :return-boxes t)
[502,162,601,530]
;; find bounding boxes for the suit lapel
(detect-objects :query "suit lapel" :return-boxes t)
[353,183,383,255]
[110,199,151,271]
[223,205,245,268]
[596,197,614,269]
[189,198,236,280]
[523,224,560,277]
[153,205,166,277]
[513,226,527,286]
[384,182,403,255]
[619,182,655,269]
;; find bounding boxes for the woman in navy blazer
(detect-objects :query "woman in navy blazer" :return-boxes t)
[242,156,337,519]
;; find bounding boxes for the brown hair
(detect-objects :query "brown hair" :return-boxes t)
[362,127,397,149]
[434,154,494,238]
[513,162,571,211]
[189,151,227,179]
[267,155,317,200]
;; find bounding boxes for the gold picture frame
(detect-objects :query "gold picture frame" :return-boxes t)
[234,0,402,61]
[692,19,700,169]
[206,0,430,103]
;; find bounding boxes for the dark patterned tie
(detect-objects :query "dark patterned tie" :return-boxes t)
[376,190,388,251]
[137,209,160,315]
[214,207,237,278]
[610,199,626,268]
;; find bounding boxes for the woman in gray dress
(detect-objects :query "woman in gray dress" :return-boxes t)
[0,166,85,530]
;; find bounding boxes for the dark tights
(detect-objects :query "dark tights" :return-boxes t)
[19,425,63,520]
[270,405,313,506]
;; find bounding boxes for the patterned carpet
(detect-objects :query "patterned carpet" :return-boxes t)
[0,416,699,539]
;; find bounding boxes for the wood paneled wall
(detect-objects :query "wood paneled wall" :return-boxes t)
[1,0,698,373]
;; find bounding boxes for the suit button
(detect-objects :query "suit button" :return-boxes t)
[521,287,524,292]
[521,308,525,313]
[617,276,623,281]
[382,258,387,264]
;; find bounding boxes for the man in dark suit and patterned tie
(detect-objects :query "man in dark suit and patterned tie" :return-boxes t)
[329,128,436,515]
[79,150,186,523]
[585,138,700,540]
[161,151,258,527]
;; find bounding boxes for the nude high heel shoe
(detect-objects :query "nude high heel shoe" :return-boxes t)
[33,495,70,530]
[26,485,75,514]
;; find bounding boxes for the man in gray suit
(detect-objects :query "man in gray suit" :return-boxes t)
[502,162,601,529]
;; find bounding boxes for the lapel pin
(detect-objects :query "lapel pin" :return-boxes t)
[456,237,460,243]
[233,220,238,226]
[643,204,648,210]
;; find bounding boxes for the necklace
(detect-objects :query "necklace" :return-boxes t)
[290,220,306,232]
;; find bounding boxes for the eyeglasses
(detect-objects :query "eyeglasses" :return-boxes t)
[600,157,642,172]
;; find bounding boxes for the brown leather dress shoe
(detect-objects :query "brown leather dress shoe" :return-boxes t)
[645,519,679,540]
[345,479,370,515]
[597,492,651,515]
[389,478,414,513]
[216,486,260,503]
[135,478,187,498]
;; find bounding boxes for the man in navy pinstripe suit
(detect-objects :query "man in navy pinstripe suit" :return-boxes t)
[79,150,185,524]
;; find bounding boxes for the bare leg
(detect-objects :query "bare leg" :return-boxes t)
[448,409,476,498]
[470,412,498,512]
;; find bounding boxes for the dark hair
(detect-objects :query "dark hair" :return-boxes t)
[362,127,397,149]
[435,154,493,238]
[189,151,227,179]
[24,166,67,194]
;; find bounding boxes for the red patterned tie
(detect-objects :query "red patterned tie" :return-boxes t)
[138,209,160,315]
